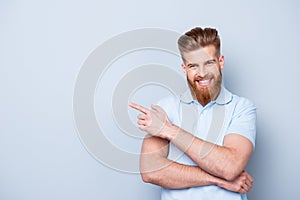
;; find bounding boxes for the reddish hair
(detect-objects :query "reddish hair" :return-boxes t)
[178,27,221,60]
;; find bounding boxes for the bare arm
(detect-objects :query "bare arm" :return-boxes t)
[140,135,220,189]
[167,127,253,181]
[140,135,253,193]
[130,102,254,181]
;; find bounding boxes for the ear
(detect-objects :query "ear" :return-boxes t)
[181,63,187,74]
[219,55,225,70]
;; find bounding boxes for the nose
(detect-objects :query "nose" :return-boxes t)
[196,65,206,77]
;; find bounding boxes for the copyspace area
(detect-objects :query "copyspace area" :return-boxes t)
[0,0,299,199]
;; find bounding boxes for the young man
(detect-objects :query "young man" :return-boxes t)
[130,27,256,200]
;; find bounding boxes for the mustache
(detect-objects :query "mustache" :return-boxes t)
[193,75,214,81]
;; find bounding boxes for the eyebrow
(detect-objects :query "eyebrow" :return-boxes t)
[204,59,217,65]
[186,59,217,67]
[187,63,199,67]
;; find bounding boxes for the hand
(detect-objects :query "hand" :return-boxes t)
[218,170,254,194]
[129,102,171,139]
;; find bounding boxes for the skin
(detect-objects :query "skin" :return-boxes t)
[183,45,223,106]
[139,135,252,193]
[129,45,254,194]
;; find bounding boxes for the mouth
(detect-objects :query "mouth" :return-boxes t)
[195,78,213,88]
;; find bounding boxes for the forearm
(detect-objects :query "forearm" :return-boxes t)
[130,100,254,181]
[141,153,254,193]
[141,155,223,189]
[166,125,248,180]
[140,136,223,189]
[139,136,253,193]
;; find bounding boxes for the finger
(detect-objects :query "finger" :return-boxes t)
[243,171,254,183]
[129,102,150,114]
[138,114,147,120]
[247,174,254,183]
[239,187,248,194]
[242,183,249,191]
[151,104,164,113]
[138,124,147,131]
[245,179,252,188]
[137,120,144,126]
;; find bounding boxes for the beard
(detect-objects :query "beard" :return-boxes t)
[187,71,222,106]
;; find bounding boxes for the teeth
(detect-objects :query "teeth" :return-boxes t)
[199,80,209,83]
[196,79,211,87]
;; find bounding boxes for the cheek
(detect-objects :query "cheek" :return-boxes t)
[186,70,196,79]
[210,67,221,76]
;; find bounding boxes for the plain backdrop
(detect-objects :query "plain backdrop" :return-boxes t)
[1,0,300,199]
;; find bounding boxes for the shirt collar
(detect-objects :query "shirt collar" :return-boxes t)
[179,85,233,105]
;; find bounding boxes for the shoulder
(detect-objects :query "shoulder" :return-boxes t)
[221,87,256,114]
[225,91,257,147]
[230,94,256,116]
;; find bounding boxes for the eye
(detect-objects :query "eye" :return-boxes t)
[205,60,216,67]
[188,64,197,69]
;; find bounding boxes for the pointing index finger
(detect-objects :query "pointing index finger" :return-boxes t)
[129,102,150,114]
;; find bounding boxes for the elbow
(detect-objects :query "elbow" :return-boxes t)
[140,162,157,183]
[221,164,244,181]
[218,154,247,181]
[140,157,165,184]
[223,171,239,181]
[141,172,151,183]
[141,172,156,183]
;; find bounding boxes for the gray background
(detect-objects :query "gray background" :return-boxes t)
[1,0,299,199]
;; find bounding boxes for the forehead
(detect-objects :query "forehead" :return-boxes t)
[183,45,217,64]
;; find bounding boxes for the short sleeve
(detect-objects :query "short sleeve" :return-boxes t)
[226,98,257,148]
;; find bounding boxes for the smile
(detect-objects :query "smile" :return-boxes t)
[195,79,212,88]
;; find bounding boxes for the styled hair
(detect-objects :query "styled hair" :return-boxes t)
[178,27,221,61]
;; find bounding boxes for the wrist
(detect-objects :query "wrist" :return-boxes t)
[215,179,222,187]
[163,123,179,141]
[215,178,228,188]
[203,173,225,187]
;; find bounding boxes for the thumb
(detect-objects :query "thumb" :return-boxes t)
[151,104,163,112]
[151,105,168,119]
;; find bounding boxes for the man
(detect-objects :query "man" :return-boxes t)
[130,27,256,200]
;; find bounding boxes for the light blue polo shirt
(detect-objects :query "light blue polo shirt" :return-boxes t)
[156,86,256,200]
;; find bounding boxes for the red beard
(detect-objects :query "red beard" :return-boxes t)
[187,73,222,106]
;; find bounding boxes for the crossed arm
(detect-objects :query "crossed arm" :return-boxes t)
[140,135,253,193]
[130,103,254,193]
